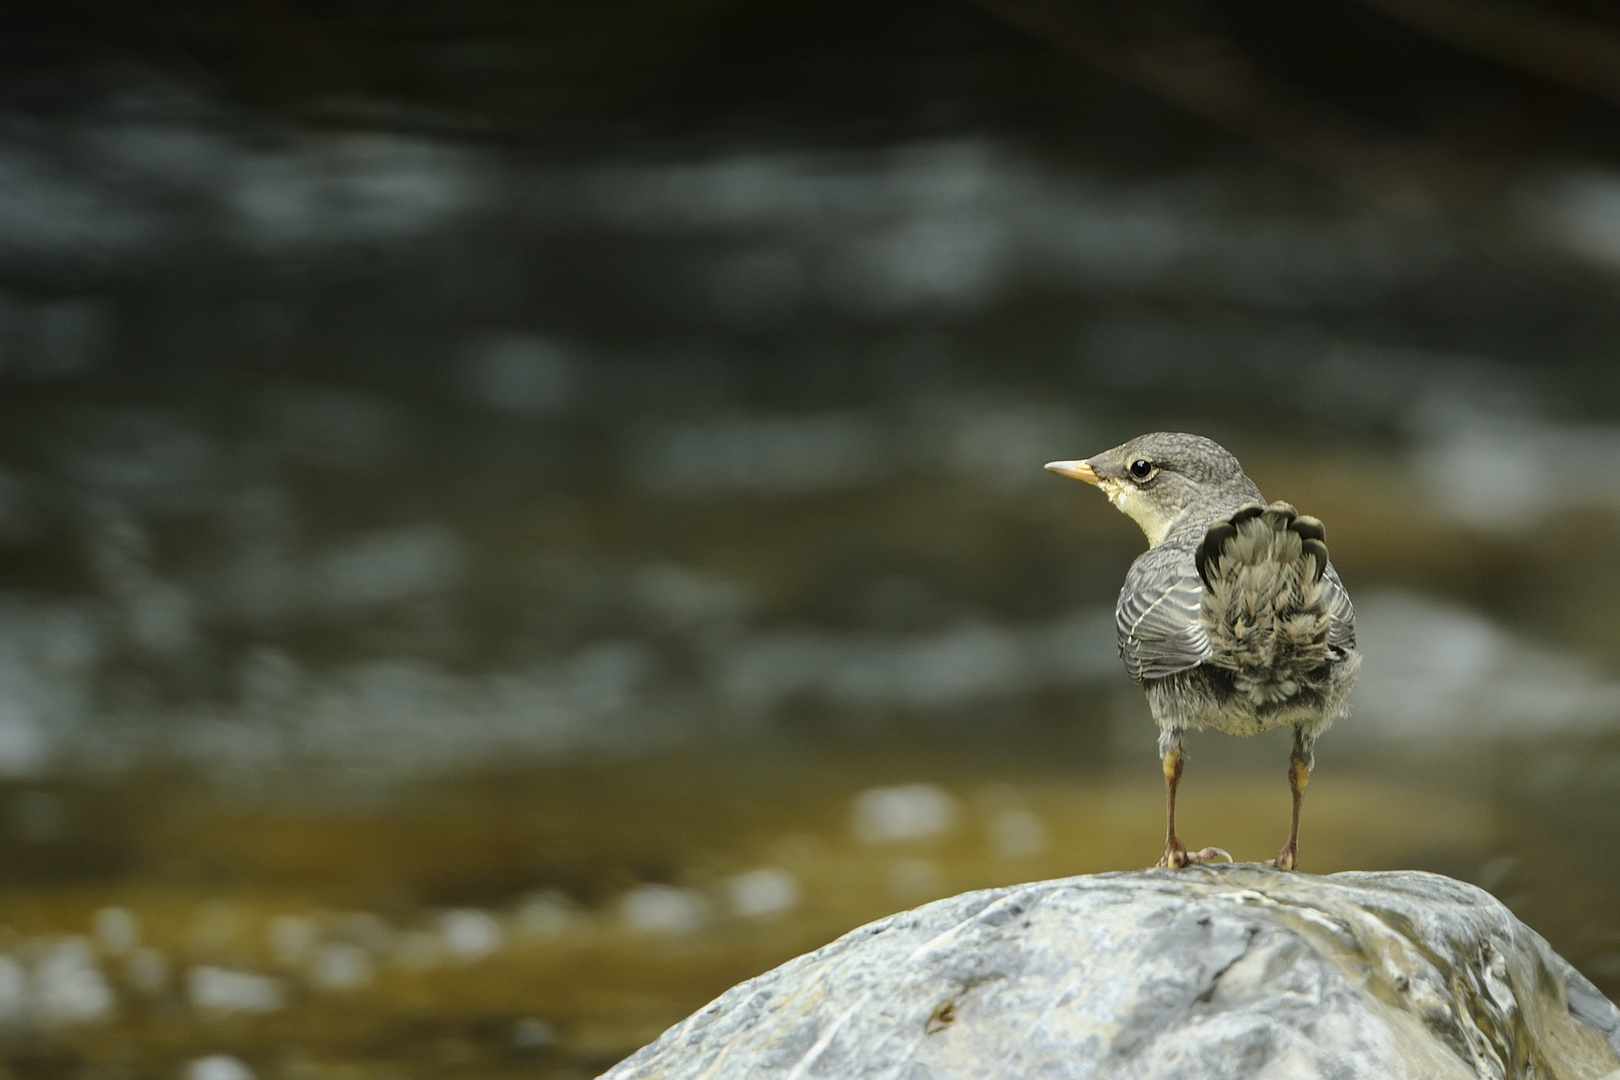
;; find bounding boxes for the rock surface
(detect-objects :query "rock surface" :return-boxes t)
[601,866,1620,1080]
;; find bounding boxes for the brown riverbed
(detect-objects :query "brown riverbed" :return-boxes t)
[1,737,1614,1080]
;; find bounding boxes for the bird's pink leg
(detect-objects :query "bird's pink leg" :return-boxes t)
[1273,750,1309,871]
[1157,745,1231,868]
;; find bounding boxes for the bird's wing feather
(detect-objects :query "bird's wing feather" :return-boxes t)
[1116,542,1211,682]
[1323,563,1356,653]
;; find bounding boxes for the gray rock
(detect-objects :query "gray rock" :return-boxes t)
[601,866,1620,1080]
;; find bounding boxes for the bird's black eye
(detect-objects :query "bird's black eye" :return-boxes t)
[1129,459,1153,479]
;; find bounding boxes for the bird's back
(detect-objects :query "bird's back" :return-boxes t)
[1196,502,1351,707]
[1117,500,1358,732]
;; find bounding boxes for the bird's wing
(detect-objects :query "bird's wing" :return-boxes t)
[1116,543,1212,682]
[1323,563,1356,653]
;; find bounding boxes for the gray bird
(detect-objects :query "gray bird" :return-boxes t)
[1046,433,1359,870]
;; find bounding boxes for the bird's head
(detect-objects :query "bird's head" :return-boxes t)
[1045,432,1259,546]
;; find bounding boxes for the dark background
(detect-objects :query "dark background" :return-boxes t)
[1,1,1620,1077]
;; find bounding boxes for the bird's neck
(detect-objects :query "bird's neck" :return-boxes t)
[1145,508,1189,547]
[1139,487,1266,548]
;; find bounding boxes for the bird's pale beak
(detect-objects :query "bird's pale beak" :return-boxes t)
[1045,460,1100,485]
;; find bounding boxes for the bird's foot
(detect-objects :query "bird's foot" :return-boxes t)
[1271,843,1298,871]
[1157,844,1233,869]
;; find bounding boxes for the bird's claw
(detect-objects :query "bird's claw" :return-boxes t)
[1157,845,1234,868]
[1189,846,1234,865]
[1271,844,1298,871]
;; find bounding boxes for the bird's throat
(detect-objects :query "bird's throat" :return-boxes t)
[1105,482,1182,547]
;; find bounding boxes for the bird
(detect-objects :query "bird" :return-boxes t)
[1045,433,1359,870]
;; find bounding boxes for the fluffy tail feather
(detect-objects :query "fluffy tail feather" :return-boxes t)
[1195,501,1333,700]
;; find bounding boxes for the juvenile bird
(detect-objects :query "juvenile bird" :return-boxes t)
[1046,433,1359,870]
